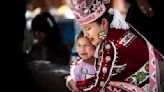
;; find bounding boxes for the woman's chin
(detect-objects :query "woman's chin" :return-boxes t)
[92,41,99,46]
[91,41,96,46]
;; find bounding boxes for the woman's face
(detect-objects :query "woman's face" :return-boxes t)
[76,37,95,60]
[81,22,102,46]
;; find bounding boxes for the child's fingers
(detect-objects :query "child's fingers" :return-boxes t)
[64,75,70,79]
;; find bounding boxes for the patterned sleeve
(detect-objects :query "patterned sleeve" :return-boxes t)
[76,41,116,92]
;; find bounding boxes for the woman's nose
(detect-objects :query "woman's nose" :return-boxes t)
[83,31,88,37]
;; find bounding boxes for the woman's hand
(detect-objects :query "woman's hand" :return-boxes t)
[65,76,80,92]
[70,80,80,92]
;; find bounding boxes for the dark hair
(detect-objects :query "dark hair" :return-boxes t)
[31,12,62,45]
[31,12,70,64]
[76,31,84,41]
[95,11,113,25]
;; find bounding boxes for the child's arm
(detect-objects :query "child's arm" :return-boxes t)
[66,57,81,91]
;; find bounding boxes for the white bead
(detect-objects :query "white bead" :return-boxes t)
[100,81,105,87]
[105,56,111,62]
[105,44,111,50]
[100,89,105,92]
[84,8,89,13]
[102,67,108,74]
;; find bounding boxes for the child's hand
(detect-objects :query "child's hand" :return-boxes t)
[72,57,81,65]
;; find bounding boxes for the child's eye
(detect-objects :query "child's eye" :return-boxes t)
[76,44,81,47]
[77,45,80,47]
[84,44,90,47]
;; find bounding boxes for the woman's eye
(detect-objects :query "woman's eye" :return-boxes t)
[84,27,91,31]
[87,28,91,30]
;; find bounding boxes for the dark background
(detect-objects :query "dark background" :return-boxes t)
[2,1,71,92]
[2,0,40,92]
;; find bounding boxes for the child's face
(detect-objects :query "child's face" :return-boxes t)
[76,37,95,60]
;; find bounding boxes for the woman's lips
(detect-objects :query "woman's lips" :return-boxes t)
[89,38,94,43]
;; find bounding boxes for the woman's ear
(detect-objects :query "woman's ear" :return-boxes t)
[101,18,109,31]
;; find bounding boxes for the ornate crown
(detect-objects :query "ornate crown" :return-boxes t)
[67,0,110,25]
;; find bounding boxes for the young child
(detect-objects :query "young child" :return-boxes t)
[71,32,96,81]
[66,32,96,91]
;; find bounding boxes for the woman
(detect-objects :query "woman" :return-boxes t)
[66,0,164,92]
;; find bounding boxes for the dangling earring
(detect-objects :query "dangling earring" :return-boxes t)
[98,30,107,40]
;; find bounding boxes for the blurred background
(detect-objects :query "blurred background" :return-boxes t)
[23,0,79,61]
[22,0,80,92]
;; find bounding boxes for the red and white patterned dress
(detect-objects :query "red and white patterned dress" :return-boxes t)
[76,28,164,92]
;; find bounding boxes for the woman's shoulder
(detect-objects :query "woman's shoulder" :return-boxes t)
[107,28,128,41]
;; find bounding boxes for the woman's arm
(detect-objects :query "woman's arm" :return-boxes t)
[65,76,80,92]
